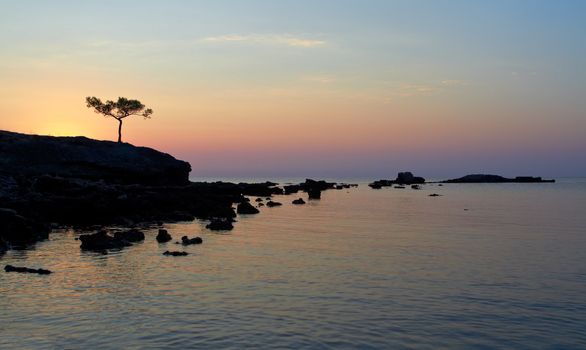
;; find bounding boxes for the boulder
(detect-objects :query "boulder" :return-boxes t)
[266,201,282,207]
[156,229,172,243]
[292,198,306,205]
[181,236,202,245]
[237,201,260,214]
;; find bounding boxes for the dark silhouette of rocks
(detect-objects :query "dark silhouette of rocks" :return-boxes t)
[429,193,442,197]
[237,201,260,214]
[163,251,188,256]
[255,198,263,202]
[156,229,172,243]
[0,130,359,253]
[396,172,425,185]
[113,229,145,242]
[411,184,422,190]
[369,172,425,189]
[292,198,306,205]
[181,236,202,245]
[258,203,265,207]
[308,189,321,199]
[0,130,190,185]
[206,218,234,231]
[4,265,52,275]
[0,237,8,255]
[284,185,301,195]
[266,201,282,207]
[443,174,555,183]
[79,230,133,251]
[0,208,49,247]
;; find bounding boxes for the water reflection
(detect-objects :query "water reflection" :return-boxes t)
[1,182,586,349]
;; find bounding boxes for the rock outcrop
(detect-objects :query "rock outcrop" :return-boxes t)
[0,130,191,185]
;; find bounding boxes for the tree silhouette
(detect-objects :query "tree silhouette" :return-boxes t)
[85,96,153,143]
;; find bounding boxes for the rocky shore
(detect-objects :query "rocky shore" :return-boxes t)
[0,130,354,255]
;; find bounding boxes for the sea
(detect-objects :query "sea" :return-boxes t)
[1,178,586,349]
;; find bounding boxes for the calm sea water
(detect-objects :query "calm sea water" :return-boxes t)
[1,179,586,349]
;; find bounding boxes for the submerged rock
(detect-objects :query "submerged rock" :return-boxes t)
[429,193,442,197]
[163,251,188,256]
[5,264,52,275]
[156,229,172,243]
[292,198,306,205]
[266,201,282,207]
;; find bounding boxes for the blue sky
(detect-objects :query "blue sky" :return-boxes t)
[1,0,585,178]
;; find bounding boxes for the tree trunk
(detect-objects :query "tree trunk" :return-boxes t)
[117,119,123,143]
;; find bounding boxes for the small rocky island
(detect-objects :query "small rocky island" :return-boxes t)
[441,174,555,183]
[369,172,554,189]
[0,130,354,255]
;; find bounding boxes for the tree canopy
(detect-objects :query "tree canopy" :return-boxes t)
[86,96,153,143]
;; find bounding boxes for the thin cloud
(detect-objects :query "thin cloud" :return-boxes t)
[302,75,337,83]
[203,34,325,48]
[441,79,468,86]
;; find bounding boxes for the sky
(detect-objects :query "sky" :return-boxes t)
[1,0,585,179]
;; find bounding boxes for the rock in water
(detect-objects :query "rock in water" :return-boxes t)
[206,218,234,231]
[163,251,188,256]
[79,231,132,251]
[292,198,306,205]
[396,172,425,185]
[266,201,282,207]
[113,229,145,242]
[156,229,172,243]
[308,189,321,200]
[237,201,260,214]
[4,265,52,275]
[181,236,203,245]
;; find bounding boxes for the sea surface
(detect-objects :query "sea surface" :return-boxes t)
[1,179,586,349]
